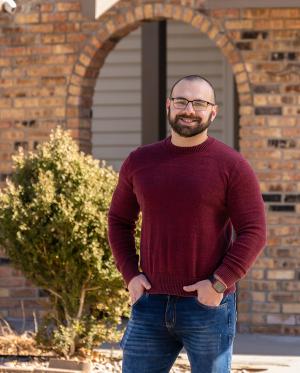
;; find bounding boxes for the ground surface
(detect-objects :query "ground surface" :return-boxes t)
[1,334,300,372]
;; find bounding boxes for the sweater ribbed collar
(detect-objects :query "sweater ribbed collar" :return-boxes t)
[164,135,215,154]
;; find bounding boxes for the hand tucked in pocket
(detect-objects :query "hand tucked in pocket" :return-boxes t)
[128,273,151,306]
[183,279,223,307]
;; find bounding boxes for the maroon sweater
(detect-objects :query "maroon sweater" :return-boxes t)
[108,136,266,296]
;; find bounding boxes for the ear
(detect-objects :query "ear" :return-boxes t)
[210,104,218,122]
[166,97,171,110]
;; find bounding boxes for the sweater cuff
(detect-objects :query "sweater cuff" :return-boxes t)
[123,266,142,287]
[214,265,241,289]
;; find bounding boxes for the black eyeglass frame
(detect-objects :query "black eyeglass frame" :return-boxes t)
[170,97,216,111]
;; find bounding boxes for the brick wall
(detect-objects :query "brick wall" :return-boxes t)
[1,0,300,334]
[216,7,300,334]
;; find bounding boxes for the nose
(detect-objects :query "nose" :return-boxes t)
[184,101,196,114]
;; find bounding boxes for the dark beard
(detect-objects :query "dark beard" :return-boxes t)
[168,111,213,138]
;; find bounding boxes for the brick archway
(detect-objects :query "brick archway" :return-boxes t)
[67,3,254,333]
[66,1,250,152]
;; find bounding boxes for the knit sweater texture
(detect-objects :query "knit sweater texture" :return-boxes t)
[108,135,266,297]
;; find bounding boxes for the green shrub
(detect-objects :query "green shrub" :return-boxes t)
[0,127,140,357]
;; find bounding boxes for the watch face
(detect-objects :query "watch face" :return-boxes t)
[214,280,226,293]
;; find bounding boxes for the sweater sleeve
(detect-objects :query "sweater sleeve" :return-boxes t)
[108,153,141,286]
[214,158,267,288]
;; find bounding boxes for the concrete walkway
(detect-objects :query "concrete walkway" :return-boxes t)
[231,333,300,373]
[100,333,300,372]
[233,333,300,356]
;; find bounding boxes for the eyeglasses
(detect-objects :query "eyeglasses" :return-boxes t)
[170,97,215,111]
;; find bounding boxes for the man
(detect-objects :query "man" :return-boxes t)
[108,75,266,373]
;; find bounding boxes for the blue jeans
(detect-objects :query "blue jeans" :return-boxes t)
[120,293,237,373]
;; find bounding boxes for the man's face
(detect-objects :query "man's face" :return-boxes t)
[166,79,217,138]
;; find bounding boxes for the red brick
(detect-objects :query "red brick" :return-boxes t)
[10,288,37,298]
[267,270,295,280]
[283,172,300,181]
[0,58,10,67]
[2,47,30,57]
[237,83,251,95]
[0,299,21,308]
[207,26,219,40]
[42,34,66,44]
[40,4,54,12]
[281,281,300,291]
[215,34,229,49]
[67,33,86,43]
[67,118,90,129]
[81,22,100,33]
[0,121,12,129]
[243,9,270,18]
[252,303,280,313]
[14,56,45,66]
[29,46,53,55]
[252,292,266,302]
[255,257,275,269]
[270,8,300,18]
[69,129,91,141]
[12,86,65,98]
[237,303,251,313]
[161,4,172,19]
[42,77,67,86]
[273,30,300,39]
[252,313,266,324]
[225,20,253,29]
[65,55,78,64]
[269,226,297,237]
[26,65,72,77]
[14,97,65,108]
[210,9,240,18]
[0,267,12,277]
[0,277,24,288]
[8,308,39,318]
[284,20,300,29]
[200,18,211,33]
[0,289,9,297]
[283,304,300,314]
[29,24,54,33]
[182,9,194,23]
[238,313,250,323]
[283,326,300,335]
[250,325,283,334]
[56,2,81,12]
[134,6,144,20]
[144,4,153,19]
[41,13,68,23]
[252,281,278,292]
[23,298,50,308]
[0,98,12,108]
[15,78,40,87]
[268,292,299,303]
[268,117,296,127]
[22,107,66,118]
[52,44,78,54]
[15,14,39,24]
[68,12,83,21]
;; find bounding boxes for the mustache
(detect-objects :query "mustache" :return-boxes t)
[175,114,201,122]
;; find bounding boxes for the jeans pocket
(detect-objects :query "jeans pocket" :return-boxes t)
[194,296,227,310]
[132,292,146,307]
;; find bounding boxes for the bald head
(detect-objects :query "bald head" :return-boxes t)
[169,75,216,104]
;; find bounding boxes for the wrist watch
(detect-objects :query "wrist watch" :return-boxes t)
[208,274,227,293]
